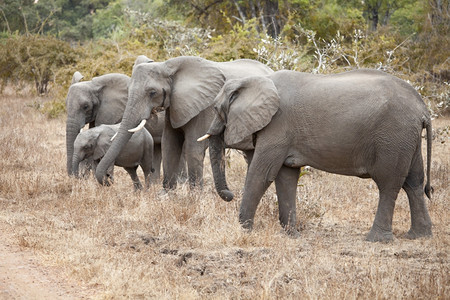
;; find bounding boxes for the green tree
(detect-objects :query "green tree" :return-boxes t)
[92,0,124,38]
[0,34,78,94]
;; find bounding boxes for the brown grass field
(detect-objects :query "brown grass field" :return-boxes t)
[0,91,448,299]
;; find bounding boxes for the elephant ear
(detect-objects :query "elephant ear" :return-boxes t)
[93,126,115,161]
[165,57,226,128]
[92,73,131,125]
[133,55,154,73]
[71,71,84,84]
[224,76,280,147]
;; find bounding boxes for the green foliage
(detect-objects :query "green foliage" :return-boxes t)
[203,18,260,61]
[92,1,124,39]
[390,0,425,35]
[0,0,447,119]
[40,98,67,118]
[0,0,115,40]
[0,34,78,95]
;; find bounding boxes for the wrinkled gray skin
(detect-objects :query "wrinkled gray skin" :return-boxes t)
[95,56,273,189]
[73,124,154,190]
[206,69,433,242]
[65,56,164,180]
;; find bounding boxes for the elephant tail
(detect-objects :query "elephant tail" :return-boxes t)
[424,119,433,199]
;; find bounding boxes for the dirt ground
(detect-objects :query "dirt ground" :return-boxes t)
[0,221,96,300]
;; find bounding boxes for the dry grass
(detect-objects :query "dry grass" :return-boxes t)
[0,92,448,299]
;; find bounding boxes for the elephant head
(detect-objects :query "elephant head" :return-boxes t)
[72,125,117,177]
[65,72,130,175]
[95,56,225,185]
[201,76,280,201]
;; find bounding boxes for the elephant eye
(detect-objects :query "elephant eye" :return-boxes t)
[82,103,89,110]
[149,90,156,98]
[229,91,239,104]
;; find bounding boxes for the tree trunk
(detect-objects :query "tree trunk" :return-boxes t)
[369,6,379,31]
[264,0,280,38]
[367,0,382,31]
[232,0,246,24]
[256,0,267,33]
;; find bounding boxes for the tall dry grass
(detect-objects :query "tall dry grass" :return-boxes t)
[0,91,448,299]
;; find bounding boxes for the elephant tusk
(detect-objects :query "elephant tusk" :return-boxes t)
[197,134,211,142]
[128,119,147,133]
[110,132,118,142]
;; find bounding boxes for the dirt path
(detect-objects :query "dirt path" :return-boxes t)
[0,221,95,300]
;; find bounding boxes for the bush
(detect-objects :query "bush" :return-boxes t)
[0,34,78,95]
[202,19,260,62]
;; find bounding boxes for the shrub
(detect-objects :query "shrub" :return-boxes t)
[202,18,260,62]
[0,34,78,95]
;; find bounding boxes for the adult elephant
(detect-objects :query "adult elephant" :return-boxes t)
[65,56,164,179]
[95,56,273,189]
[200,69,433,242]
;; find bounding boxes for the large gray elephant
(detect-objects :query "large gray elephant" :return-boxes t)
[95,56,273,189]
[201,69,433,242]
[73,124,154,190]
[65,61,164,179]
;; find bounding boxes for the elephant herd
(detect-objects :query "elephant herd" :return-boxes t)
[66,55,433,243]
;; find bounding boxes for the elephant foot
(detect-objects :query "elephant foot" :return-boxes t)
[281,226,300,239]
[157,189,168,197]
[177,174,188,184]
[240,218,253,232]
[365,225,394,243]
[101,174,114,187]
[404,226,432,240]
[133,183,143,191]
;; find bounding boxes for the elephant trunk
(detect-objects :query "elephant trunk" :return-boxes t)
[95,106,139,185]
[209,135,234,201]
[72,153,83,178]
[66,118,84,176]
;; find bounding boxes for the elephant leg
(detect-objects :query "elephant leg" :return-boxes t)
[151,143,162,183]
[275,166,301,237]
[162,123,183,190]
[124,166,143,191]
[403,150,432,239]
[183,136,207,188]
[243,150,254,167]
[239,147,285,230]
[366,188,399,242]
[177,143,188,184]
[182,117,208,188]
[366,169,406,242]
[143,166,152,190]
[240,171,273,230]
[239,156,283,230]
[141,156,153,190]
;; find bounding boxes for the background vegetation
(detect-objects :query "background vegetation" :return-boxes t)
[0,0,448,116]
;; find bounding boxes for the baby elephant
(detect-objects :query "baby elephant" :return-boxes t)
[72,124,154,190]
